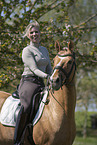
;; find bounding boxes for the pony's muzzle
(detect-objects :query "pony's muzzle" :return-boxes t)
[50,76,61,90]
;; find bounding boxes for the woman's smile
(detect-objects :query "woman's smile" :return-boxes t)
[29,27,40,43]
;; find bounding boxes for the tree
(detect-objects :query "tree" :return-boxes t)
[76,70,97,137]
[0,0,97,93]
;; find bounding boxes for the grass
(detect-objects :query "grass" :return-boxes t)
[73,136,97,145]
[73,111,97,145]
[73,128,97,145]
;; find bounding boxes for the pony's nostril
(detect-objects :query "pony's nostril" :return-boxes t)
[56,78,59,83]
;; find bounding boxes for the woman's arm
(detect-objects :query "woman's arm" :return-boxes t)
[22,47,48,78]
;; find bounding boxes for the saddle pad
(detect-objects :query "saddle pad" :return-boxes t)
[0,89,48,127]
[0,96,21,127]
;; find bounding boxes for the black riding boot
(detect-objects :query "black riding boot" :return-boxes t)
[27,125,36,145]
[14,105,28,145]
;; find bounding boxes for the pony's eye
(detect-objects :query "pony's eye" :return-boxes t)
[68,60,72,65]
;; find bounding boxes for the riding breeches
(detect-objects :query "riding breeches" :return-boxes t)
[18,75,44,114]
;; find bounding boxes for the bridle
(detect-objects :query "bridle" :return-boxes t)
[53,53,76,86]
[45,53,76,111]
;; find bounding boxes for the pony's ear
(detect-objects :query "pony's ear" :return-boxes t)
[55,40,61,52]
[68,40,74,51]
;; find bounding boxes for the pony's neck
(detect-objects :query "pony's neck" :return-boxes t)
[62,82,76,118]
[55,78,76,118]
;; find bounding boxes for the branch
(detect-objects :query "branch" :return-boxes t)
[76,50,97,68]
[29,0,38,9]
[74,13,97,29]
[10,82,17,88]
[82,13,97,24]
[37,0,65,19]
[47,0,58,8]
[78,26,97,30]
[91,59,97,63]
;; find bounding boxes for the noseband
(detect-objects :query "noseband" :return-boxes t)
[54,53,76,86]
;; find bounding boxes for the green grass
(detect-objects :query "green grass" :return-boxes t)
[73,136,97,145]
[73,111,97,145]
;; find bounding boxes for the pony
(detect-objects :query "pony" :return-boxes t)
[0,40,76,145]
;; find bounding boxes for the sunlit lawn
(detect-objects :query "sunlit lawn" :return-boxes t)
[73,136,97,145]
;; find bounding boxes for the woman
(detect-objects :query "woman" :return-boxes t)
[14,20,52,145]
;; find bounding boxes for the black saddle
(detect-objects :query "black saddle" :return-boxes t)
[12,84,19,99]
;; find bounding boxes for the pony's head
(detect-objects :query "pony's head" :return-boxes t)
[50,40,76,90]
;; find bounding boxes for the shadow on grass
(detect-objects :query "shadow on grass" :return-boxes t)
[73,128,97,145]
[76,127,97,137]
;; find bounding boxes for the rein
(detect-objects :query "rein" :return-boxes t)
[50,89,65,112]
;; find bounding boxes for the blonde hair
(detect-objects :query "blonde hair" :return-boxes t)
[23,20,40,38]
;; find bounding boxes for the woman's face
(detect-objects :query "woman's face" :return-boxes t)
[28,26,40,43]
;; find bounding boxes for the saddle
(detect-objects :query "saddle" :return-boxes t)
[0,85,49,127]
[12,84,44,120]
[12,84,19,99]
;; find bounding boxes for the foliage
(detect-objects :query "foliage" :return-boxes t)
[0,0,97,92]
[75,111,97,129]
[76,70,97,107]
[76,69,97,137]
[74,111,97,145]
